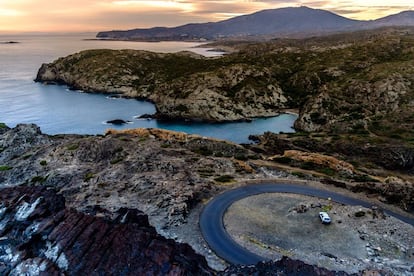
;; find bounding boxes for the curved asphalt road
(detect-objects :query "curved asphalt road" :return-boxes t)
[199,183,414,265]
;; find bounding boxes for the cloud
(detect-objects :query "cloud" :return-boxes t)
[0,0,413,32]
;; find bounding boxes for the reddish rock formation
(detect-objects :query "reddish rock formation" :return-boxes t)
[0,186,213,275]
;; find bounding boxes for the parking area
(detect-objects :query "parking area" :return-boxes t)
[224,193,414,274]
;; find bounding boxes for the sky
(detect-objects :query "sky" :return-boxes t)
[0,0,413,33]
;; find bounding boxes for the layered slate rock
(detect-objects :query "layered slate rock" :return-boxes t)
[0,186,213,275]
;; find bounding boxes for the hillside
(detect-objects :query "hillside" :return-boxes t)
[35,28,414,179]
[96,6,414,40]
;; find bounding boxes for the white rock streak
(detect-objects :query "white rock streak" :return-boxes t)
[15,197,42,221]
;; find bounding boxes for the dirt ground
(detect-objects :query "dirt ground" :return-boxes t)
[224,193,414,274]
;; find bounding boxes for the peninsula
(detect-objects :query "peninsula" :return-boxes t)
[20,21,414,276]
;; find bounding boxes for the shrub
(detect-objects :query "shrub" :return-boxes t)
[161,144,171,148]
[40,160,47,166]
[23,154,32,160]
[110,157,123,164]
[234,154,248,161]
[321,205,332,212]
[354,211,366,217]
[300,161,317,170]
[214,175,234,183]
[273,156,292,164]
[84,172,95,182]
[0,123,7,129]
[176,104,189,112]
[31,175,48,184]
[353,174,378,182]
[317,167,336,176]
[67,144,79,151]
[0,165,12,171]
[193,146,213,156]
[292,172,306,178]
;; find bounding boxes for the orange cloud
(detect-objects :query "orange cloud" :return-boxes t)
[0,0,412,33]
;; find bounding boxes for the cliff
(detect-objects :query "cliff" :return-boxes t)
[35,50,287,122]
[0,124,370,275]
[0,186,213,275]
[36,28,414,130]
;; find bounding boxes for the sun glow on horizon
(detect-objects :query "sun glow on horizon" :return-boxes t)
[0,0,413,33]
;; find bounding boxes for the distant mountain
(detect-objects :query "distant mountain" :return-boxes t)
[371,11,414,27]
[96,6,414,40]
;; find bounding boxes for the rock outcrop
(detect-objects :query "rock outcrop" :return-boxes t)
[35,50,287,122]
[1,124,413,274]
[250,131,414,212]
[0,124,253,230]
[274,150,356,176]
[35,29,414,135]
[0,186,214,275]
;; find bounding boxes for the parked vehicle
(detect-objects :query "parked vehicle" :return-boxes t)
[319,211,331,224]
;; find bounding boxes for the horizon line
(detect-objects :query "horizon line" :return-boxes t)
[1,5,413,35]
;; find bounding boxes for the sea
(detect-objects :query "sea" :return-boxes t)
[0,33,296,143]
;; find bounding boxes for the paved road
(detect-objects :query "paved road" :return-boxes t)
[199,183,414,265]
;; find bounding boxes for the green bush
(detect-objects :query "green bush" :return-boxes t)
[67,144,79,151]
[0,123,7,129]
[214,175,234,183]
[353,174,378,182]
[40,160,47,166]
[110,157,123,164]
[317,167,336,176]
[31,175,48,184]
[84,172,95,182]
[273,156,292,164]
[193,146,213,156]
[300,161,317,170]
[0,165,12,171]
[354,211,366,217]
[234,154,248,161]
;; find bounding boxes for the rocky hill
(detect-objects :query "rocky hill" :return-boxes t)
[34,28,414,204]
[35,50,288,122]
[36,28,414,131]
[96,6,414,41]
[1,123,379,275]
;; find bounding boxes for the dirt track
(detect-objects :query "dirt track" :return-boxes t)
[224,193,414,274]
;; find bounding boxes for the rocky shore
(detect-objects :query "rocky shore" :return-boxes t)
[0,123,379,275]
[0,125,413,275]
[6,26,414,275]
[35,29,414,132]
[0,186,213,275]
[35,50,288,122]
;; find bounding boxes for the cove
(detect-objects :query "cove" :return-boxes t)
[25,84,296,144]
[0,33,296,144]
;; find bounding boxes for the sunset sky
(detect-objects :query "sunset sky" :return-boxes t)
[0,0,413,33]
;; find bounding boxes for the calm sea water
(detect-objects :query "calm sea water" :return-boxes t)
[0,33,296,143]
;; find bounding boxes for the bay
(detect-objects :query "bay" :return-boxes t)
[0,33,296,143]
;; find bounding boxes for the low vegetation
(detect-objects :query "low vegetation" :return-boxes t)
[214,175,235,183]
[0,165,12,171]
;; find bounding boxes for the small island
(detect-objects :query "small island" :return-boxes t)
[1,41,20,44]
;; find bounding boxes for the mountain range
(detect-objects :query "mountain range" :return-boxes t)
[96,6,414,40]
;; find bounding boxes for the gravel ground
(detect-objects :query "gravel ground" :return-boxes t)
[224,193,414,274]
